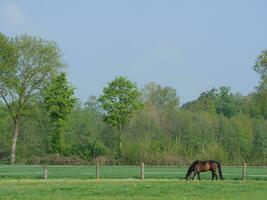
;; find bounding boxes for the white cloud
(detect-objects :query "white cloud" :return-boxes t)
[0,0,32,33]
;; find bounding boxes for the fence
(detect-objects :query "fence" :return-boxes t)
[0,163,266,180]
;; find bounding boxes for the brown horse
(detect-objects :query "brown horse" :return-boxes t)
[185,160,224,180]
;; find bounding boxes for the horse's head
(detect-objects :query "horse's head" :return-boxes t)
[185,171,192,180]
[185,161,197,180]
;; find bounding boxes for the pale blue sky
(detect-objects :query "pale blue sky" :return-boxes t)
[1,0,267,103]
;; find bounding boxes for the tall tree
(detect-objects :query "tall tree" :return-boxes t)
[216,86,241,118]
[253,50,267,118]
[141,82,180,111]
[43,72,76,154]
[0,34,63,164]
[182,88,217,114]
[98,76,141,156]
[254,50,267,82]
[141,82,180,136]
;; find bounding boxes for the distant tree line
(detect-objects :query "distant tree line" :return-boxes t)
[0,33,266,165]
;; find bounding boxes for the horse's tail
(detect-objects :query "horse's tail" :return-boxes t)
[216,162,224,180]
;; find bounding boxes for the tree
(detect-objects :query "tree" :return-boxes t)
[182,88,217,114]
[0,102,10,161]
[0,34,63,164]
[141,82,180,111]
[253,50,267,118]
[141,82,180,136]
[84,95,102,114]
[254,50,267,82]
[182,87,242,118]
[64,100,107,160]
[43,72,76,154]
[215,87,241,118]
[98,76,141,156]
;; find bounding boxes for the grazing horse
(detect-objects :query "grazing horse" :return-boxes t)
[185,160,224,180]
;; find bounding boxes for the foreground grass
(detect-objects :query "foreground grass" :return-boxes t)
[0,179,266,200]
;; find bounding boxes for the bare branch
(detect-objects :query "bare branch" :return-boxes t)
[0,93,16,122]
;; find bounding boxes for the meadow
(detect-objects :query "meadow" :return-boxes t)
[0,165,266,199]
[0,179,267,200]
[0,165,267,200]
[0,165,266,180]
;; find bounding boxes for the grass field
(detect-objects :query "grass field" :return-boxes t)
[0,179,267,200]
[0,165,266,199]
[0,165,267,180]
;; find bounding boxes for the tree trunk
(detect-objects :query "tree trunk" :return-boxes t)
[118,133,123,156]
[10,118,19,164]
[118,123,125,158]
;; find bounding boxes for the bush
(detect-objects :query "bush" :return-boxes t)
[70,142,107,160]
[27,154,89,165]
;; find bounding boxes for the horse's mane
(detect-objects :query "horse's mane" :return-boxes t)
[192,160,200,165]
[208,160,217,163]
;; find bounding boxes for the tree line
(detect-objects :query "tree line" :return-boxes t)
[0,33,266,165]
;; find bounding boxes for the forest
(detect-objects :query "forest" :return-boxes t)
[0,33,266,165]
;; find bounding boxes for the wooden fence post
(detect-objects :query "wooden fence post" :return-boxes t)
[43,164,48,180]
[140,162,144,180]
[96,162,100,179]
[242,163,247,180]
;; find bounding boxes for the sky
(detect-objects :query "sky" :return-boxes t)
[1,0,267,104]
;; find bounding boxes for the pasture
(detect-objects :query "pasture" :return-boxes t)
[0,165,266,199]
[0,165,267,180]
[0,179,267,200]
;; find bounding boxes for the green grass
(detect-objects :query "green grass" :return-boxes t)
[0,165,266,199]
[0,179,266,200]
[0,165,266,180]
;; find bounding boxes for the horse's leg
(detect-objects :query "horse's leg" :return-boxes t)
[211,167,218,180]
[211,172,214,180]
[215,171,218,180]
[197,172,201,180]
[192,171,197,180]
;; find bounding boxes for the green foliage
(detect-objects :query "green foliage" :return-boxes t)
[254,83,267,119]
[64,101,107,160]
[44,72,76,121]
[70,142,107,160]
[182,88,217,114]
[1,34,267,166]
[0,103,11,162]
[216,87,241,118]
[3,35,63,115]
[98,76,142,132]
[0,33,17,94]
[0,33,63,163]
[250,119,267,162]
[141,82,180,111]
[44,72,76,154]
[98,76,142,158]
[253,50,267,119]
[254,50,267,81]
[182,87,242,118]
